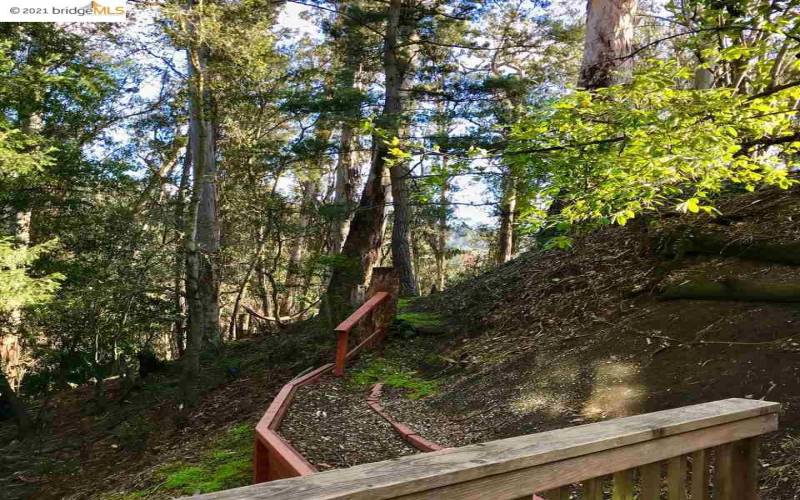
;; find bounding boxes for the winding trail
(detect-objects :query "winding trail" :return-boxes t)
[366,383,445,452]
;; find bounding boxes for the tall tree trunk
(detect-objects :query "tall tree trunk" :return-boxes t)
[390,158,417,296]
[172,139,191,358]
[432,73,450,290]
[387,2,418,297]
[328,2,364,254]
[255,254,274,320]
[579,0,639,90]
[0,109,41,435]
[435,158,448,291]
[497,174,517,264]
[181,0,220,408]
[328,122,359,253]
[325,0,412,321]
[282,178,319,316]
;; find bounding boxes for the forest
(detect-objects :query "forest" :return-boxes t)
[1,0,799,498]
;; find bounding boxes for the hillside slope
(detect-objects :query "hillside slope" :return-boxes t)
[0,323,334,499]
[394,185,800,498]
[3,186,799,499]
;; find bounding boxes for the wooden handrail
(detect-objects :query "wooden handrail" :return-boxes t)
[252,288,397,483]
[253,363,334,483]
[334,292,391,333]
[333,291,391,376]
[195,398,779,500]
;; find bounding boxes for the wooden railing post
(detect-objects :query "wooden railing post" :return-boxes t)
[612,469,633,500]
[736,437,760,500]
[640,462,662,498]
[714,443,735,500]
[583,477,603,500]
[690,449,710,500]
[334,329,348,377]
[253,436,270,483]
[667,456,687,500]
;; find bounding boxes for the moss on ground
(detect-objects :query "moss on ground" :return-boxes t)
[397,297,445,330]
[396,311,445,329]
[350,357,438,399]
[154,422,253,495]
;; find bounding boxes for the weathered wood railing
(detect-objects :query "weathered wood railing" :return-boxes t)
[203,398,778,499]
[333,291,391,376]
[252,268,399,483]
[333,267,399,377]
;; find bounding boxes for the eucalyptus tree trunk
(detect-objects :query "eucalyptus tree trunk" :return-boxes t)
[325,0,413,320]
[172,140,191,358]
[497,175,517,264]
[546,0,638,223]
[579,0,639,90]
[435,156,449,291]
[494,103,520,263]
[328,122,359,253]
[282,177,320,316]
[488,16,523,264]
[328,2,364,253]
[181,0,220,408]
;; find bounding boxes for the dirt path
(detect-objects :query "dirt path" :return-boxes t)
[280,376,417,471]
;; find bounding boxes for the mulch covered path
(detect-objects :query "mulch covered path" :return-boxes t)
[280,376,417,471]
[377,386,490,449]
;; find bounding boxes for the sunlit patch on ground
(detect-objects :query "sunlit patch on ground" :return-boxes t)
[511,392,569,417]
[509,358,581,417]
[582,359,645,419]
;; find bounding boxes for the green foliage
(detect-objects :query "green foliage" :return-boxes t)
[510,60,798,231]
[351,357,438,399]
[0,238,63,313]
[542,235,573,251]
[159,423,252,495]
[0,125,54,179]
[396,311,444,329]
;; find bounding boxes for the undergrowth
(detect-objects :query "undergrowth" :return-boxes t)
[155,422,253,495]
[763,431,800,496]
[350,357,438,399]
[396,311,444,329]
[397,298,444,328]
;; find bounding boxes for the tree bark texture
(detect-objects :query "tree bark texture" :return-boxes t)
[282,178,320,316]
[181,0,220,407]
[579,0,639,89]
[497,175,517,264]
[328,3,364,254]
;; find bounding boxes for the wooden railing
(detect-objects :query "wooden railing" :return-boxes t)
[333,291,392,376]
[252,363,332,483]
[201,398,778,499]
[252,269,399,483]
